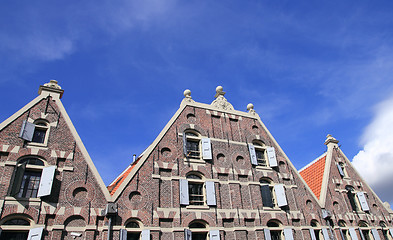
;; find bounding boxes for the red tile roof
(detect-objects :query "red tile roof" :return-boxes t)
[107,157,140,195]
[299,155,326,199]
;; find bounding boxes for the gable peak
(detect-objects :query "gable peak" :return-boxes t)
[38,80,64,99]
[324,134,339,147]
[211,86,234,110]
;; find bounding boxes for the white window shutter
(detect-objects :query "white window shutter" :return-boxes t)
[284,228,294,240]
[389,228,393,238]
[119,229,127,240]
[358,228,366,240]
[183,134,187,157]
[356,192,370,211]
[322,228,330,240]
[27,227,44,240]
[371,229,381,240]
[141,229,150,240]
[206,181,216,206]
[179,179,189,205]
[336,163,345,177]
[267,147,277,167]
[209,230,220,240]
[19,120,35,141]
[339,229,346,240]
[37,166,56,197]
[264,228,271,240]
[349,228,359,240]
[184,229,192,240]
[201,138,212,160]
[274,184,288,207]
[309,229,317,240]
[248,144,258,165]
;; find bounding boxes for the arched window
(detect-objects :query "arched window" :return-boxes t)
[187,220,208,240]
[358,221,372,240]
[266,220,283,240]
[187,173,204,206]
[346,186,359,211]
[8,157,55,199]
[123,219,143,240]
[184,130,201,159]
[260,178,274,207]
[32,120,49,144]
[310,220,322,240]
[253,140,267,167]
[338,220,349,240]
[0,216,34,240]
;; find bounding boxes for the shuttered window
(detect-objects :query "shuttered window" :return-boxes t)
[205,181,216,206]
[184,229,192,240]
[309,229,317,240]
[337,163,345,177]
[209,230,220,240]
[371,229,381,240]
[19,121,35,141]
[248,144,258,166]
[260,184,274,207]
[283,228,294,240]
[349,228,359,240]
[27,227,43,240]
[201,138,212,160]
[37,166,56,197]
[119,229,127,240]
[264,228,271,240]
[267,147,278,167]
[274,184,288,207]
[322,228,330,240]
[141,229,150,240]
[356,192,370,211]
[179,179,189,205]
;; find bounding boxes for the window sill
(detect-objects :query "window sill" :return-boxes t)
[262,206,283,211]
[255,166,273,171]
[27,143,48,149]
[5,196,41,202]
[186,205,210,210]
[184,158,206,164]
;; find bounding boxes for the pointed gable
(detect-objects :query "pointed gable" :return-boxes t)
[299,154,327,199]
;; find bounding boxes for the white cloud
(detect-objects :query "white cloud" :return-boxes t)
[352,95,393,205]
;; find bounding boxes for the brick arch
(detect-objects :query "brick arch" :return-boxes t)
[0,213,34,225]
[178,124,207,137]
[182,212,216,227]
[180,166,210,178]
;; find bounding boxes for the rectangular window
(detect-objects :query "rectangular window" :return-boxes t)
[189,182,204,205]
[17,170,41,198]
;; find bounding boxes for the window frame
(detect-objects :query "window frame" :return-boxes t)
[29,119,50,147]
[187,173,206,206]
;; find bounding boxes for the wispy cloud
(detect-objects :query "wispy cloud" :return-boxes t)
[352,94,393,205]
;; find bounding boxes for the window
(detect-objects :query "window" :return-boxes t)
[8,157,55,199]
[179,173,216,207]
[254,141,267,166]
[260,179,288,208]
[338,220,349,240]
[345,186,370,212]
[346,186,359,211]
[122,219,142,240]
[266,220,282,240]
[260,179,274,207]
[359,221,371,240]
[184,132,200,158]
[0,216,41,240]
[187,174,204,205]
[188,221,208,240]
[337,162,348,178]
[310,220,322,240]
[19,119,50,145]
[248,141,277,168]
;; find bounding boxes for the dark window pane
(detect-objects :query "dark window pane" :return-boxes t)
[0,231,29,240]
[17,170,41,198]
[3,219,30,225]
[32,128,46,143]
[127,232,141,240]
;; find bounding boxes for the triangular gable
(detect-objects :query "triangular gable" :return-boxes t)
[299,153,327,200]
[0,91,112,201]
[110,98,322,205]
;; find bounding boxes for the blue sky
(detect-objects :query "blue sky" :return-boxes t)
[1,1,393,205]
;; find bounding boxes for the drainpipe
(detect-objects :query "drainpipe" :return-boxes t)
[105,203,117,240]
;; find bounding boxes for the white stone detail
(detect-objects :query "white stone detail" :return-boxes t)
[211,86,234,111]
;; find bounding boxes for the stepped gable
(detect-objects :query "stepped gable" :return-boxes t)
[299,153,327,199]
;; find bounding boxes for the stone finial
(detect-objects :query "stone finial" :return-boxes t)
[181,89,195,103]
[38,80,64,99]
[247,103,257,115]
[211,86,234,111]
[324,134,339,146]
[44,80,62,89]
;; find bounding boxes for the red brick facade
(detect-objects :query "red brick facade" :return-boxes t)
[0,82,392,240]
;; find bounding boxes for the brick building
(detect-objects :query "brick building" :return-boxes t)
[0,81,392,240]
